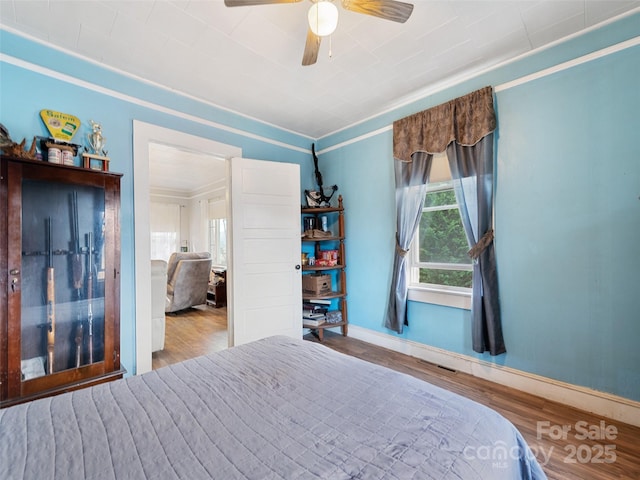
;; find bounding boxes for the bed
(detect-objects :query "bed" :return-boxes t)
[0,335,546,479]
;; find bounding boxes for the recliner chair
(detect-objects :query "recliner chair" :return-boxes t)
[165,252,212,313]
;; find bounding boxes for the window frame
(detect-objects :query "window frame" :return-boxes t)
[408,180,472,310]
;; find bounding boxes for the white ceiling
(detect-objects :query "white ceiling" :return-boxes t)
[148,142,226,195]
[1,1,638,140]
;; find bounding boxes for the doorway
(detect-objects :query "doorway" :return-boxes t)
[133,121,241,374]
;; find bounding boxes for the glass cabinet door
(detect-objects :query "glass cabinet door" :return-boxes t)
[20,179,106,379]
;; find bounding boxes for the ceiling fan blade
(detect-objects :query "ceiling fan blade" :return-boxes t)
[224,0,302,6]
[341,0,414,23]
[302,28,321,66]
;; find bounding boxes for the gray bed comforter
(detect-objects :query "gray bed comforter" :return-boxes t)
[0,335,546,479]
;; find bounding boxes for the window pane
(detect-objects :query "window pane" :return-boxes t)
[419,197,469,264]
[420,269,472,288]
[424,188,456,208]
[209,218,227,266]
[218,219,227,265]
[151,232,177,262]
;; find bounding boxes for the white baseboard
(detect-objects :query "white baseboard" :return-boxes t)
[348,325,640,428]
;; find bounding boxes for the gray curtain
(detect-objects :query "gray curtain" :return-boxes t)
[388,86,504,354]
[384,152,432,333]
[447,135,505,355]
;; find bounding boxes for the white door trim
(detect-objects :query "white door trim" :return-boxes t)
[132,121,241,374]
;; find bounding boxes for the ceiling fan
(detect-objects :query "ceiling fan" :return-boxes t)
[224,0,414,66]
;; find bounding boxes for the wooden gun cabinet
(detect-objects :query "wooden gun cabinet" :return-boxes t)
[1,155,124,408]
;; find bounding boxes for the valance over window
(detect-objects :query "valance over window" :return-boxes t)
[393,86,496,161]
[386,86,505,356]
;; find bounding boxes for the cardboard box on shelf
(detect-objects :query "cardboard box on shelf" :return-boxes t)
[302,273,331,295]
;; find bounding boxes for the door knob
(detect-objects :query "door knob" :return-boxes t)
[295,264,301,270]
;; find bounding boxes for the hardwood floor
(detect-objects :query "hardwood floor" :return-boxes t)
[308,332,640,480]
[152,317,640,479]
[152,305,227,370]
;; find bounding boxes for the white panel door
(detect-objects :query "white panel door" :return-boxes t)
[229,157,302,346]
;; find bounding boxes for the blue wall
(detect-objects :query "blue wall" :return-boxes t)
[317,13,640,402]
[496,45,640,397]
[1,29,313,374]
[2,12,639,402]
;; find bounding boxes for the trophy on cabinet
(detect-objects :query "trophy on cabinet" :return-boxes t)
[82,120,110,171]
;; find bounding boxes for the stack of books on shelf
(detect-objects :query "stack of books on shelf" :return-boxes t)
[303,299,330,326]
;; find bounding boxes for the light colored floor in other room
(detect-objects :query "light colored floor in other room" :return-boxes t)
[152,305,227,370]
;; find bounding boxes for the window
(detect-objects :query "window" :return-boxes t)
[207,197,227,267]
[150,231,178,262]
[150,202,181,262]
[409,153,472,299]
[208,218,227,266]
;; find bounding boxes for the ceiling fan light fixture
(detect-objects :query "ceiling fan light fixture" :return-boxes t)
[308,1,338,37]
